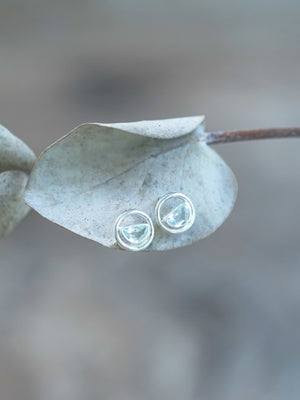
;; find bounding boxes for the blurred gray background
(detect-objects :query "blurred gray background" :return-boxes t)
[1,1,300,399]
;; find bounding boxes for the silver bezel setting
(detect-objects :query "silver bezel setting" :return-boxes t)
[115,210,154,251]
[155,192,195,234]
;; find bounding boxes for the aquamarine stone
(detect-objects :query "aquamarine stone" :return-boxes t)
[164,203,191,229]
[121,224,150,244]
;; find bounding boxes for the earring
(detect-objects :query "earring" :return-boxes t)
[115,210,154,251]
[155,192,195,234]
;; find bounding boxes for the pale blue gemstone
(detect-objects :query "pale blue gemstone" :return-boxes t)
[164,203,191,229]
[121,224,150,244]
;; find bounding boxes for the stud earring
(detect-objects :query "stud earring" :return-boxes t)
[115,210,154,251]
[155,192,195,234]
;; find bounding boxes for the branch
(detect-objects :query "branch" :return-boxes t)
[205,127,300,144]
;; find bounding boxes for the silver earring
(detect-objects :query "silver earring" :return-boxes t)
[155,192,195,234]
[115,210,154,251]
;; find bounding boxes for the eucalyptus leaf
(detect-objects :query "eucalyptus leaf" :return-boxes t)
[25,116,237,251]
[0,125,36,240]
[0,125,35,174]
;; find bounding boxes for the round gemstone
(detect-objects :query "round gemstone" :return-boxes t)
[156,193,195,233]
[115,210,154,251]
[120,224,150,244]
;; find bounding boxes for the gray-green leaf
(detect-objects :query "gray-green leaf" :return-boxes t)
[25,116,237,251]
[0,125,36,240]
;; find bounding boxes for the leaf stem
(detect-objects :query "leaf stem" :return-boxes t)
[205,127,300,144]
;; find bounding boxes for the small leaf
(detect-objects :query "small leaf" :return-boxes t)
[0,125,36,240]
[0,125,35,174]
[25,116,237,251]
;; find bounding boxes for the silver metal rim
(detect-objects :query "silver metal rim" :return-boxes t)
[155,192,195,234]
[114,210,154,251]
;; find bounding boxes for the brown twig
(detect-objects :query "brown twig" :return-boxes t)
[205,127,300,144]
